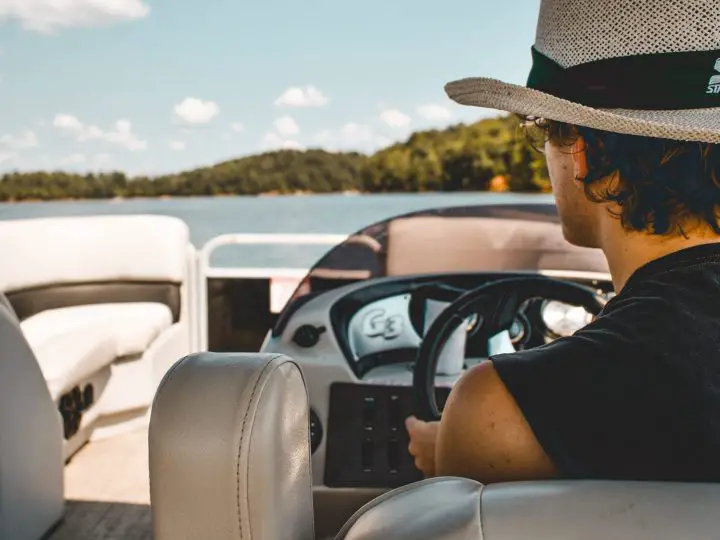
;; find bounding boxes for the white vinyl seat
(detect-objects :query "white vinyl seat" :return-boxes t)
[21,302,173,360]
[0,214,194,455]
[19,302,174,457]
[149,352,315,540]
[0,294,64,540]
[21,302,173,400]
[149,352,720,540]
[32,329,116,400]
[337,477,720,539]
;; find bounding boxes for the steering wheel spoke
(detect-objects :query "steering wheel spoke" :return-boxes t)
[412,276,606,421]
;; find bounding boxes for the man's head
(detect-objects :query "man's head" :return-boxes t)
[527,118,720,249]
[444,0,720,248]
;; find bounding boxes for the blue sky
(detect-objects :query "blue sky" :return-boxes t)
[0,0,541,176]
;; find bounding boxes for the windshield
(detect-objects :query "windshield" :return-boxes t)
[276,202,609,325]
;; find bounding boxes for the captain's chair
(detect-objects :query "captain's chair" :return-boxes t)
[0,293,64,540]
[149,353,315,540]
[150,353,720,540]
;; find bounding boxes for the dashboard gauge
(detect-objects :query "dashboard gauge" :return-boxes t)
[541,300,593,337]
[508,315,528,344]
[465,313,482,333]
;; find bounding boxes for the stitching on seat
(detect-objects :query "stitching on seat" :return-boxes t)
[334,477,452,539]
[236,354,287,540]
[477,483,485,540]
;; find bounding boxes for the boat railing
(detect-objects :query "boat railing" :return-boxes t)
[195,233,347,351]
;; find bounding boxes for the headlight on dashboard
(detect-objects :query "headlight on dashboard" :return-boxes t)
[541,300,593,337]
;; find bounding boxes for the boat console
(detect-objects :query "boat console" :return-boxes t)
[263,270,613,493]
[229,204,630,536]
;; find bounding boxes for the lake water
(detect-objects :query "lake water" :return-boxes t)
[0,193,554,268]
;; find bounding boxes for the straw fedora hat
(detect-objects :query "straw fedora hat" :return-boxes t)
[445,0,720,143]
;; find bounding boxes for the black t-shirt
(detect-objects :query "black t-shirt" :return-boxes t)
[491,243,720,482]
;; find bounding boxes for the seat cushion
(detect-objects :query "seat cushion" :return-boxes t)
[33,331,117,399]
[21,303,173,399]
[21,303,173,358]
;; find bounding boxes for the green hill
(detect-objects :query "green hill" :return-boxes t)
[0,113,549,202]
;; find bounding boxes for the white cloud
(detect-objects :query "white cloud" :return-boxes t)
[116,119,131,133]
[262,132,304,151]
[283,140,305,150]
[274,85,328,108]
[93,153,112,164]
[62,153,86,165]
[341,122,374,141]
[53,114,83,130]
[375,135,392,148]
[52,114,147,151]
[273,115,300,136]
[173,97,219,124]
[168,140,186,151]
[103,120,146,150]
[315,122,372,145]
[416,104,452,122]
[380,108,411,128]
[231,122,244,133]
[0,0,150,33]
[313,122,392,153]
[0,130,38,150]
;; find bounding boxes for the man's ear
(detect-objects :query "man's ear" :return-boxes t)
[571,137,588,180]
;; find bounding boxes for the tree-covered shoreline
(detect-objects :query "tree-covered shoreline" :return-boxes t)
[0,114,550,202]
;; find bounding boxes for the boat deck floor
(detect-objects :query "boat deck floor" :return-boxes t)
[47,428,153,540]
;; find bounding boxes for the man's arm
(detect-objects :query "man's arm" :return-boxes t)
[435,360,557,483]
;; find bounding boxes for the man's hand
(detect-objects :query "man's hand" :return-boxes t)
[406,416,440,477]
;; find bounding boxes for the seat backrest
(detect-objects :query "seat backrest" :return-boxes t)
[0,294,64,540]
[0,215,192,324]
[149,352,314,540]
[385,216,609,275]
[337,477,720,539]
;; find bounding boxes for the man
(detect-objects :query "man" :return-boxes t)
[407,0,720,483]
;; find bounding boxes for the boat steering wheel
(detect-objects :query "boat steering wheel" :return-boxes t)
[412,276,607,421]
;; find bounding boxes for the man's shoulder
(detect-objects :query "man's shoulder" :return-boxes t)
[601,264,719,338]
[492,265,717,374]
[490,287,660,371]
[613,250,720,313]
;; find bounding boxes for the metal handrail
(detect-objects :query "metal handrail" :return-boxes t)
[195,233,347,351]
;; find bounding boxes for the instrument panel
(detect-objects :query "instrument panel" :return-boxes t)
[344,286,604,366]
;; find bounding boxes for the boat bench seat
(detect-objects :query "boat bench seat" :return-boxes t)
[21,302,173,400]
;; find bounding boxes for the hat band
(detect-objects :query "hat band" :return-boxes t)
[526,46,720,110]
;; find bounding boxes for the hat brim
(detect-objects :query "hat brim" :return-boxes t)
[445,77,720,144]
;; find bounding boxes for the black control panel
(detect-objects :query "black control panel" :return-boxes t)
[324,382,451,488]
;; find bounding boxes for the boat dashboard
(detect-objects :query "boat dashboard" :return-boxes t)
[262,270,614,490]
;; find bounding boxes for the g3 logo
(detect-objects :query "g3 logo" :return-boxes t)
[362,309,404,340]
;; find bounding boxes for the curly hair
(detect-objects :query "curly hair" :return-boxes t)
[523,117,720,236]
